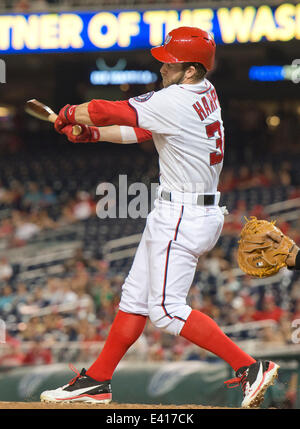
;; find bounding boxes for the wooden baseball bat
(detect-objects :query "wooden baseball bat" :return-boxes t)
[25,99,82,136]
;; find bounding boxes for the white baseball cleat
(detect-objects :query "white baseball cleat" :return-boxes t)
[224,360,280,408]
[40,366,112,404]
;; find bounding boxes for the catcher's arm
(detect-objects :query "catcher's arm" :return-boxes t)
[267,231,300,270]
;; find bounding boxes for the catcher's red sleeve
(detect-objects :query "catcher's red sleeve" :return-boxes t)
[88,99,138,127]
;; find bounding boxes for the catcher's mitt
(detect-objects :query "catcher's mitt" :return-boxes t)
[237,217,296,278]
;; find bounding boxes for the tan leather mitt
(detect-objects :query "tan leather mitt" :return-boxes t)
[237,216,296,278]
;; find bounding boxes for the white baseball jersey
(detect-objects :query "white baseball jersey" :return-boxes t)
[128,78,224,194]
[119,78,225,336]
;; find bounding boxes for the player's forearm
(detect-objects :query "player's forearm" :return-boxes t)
[97,126,126,144]
[74,103,93,125]
[98,125,152,144]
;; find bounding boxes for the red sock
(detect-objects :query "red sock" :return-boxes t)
[180,310,256,371]
[86,310,147,381]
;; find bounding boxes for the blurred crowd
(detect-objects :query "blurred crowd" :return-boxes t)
[0,100,299,409]
[0,181,97,249]
[0,159,299,250]
[1,241,300,368]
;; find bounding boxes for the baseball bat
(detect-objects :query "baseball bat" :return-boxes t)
[25,99,82,136]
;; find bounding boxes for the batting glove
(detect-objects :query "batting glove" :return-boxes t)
[61,124,100,143]
[54,104,77,134]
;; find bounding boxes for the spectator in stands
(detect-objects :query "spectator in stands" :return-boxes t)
[0,218,14,240]
[278,313,295,345]
[250,164,274,188]
[279,169,292,187]
[14,283,28,304]
[219,288,243,326]
[60,279,78,306]
[203,247,229,277]
[34,210,57,231]
[71,261,90,293]
[13,212,41,244]
[291,298,300,322]
[72,191,96,220]
[0,181,8,205]
[43,277,65,306]
[41,314,66,342]
[40,186,58,207]
[249,204,268,219]
[22,340,53,365]
[0,338,25,367]
[252,295,284,323]
[218,168,238,193]
[94,279,114,316]
[4,181,24,210]
[59,200,77,225]
[0,257,13,282]
[235,166,254,190]
[75,286,95,320]
[0,285,15,311]
[23,182,43,210]
[20,317,44,342]
[258,325,286,348]
[199,295,221,322]
[94,259,110,282]
[31,286,49,308]
[238,296,258,323]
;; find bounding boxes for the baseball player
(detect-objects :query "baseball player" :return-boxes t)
[40,27,279,408]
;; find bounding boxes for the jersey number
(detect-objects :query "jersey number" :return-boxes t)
[206,121,224,166]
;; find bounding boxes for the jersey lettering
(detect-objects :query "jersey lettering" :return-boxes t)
[192,88,219,122]
[202,97,211,116]
[129,79,223,193]
[206,121,224,166]
[192,101,206,121]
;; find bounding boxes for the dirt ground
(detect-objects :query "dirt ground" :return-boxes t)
[0,401,234,409]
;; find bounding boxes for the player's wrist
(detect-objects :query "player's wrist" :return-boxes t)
[89,126,101,142]
[287,246,300,269]
[294,249,300,270]
[61,104,77,124]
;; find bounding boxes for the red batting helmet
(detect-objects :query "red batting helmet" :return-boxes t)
[151,27,216,71]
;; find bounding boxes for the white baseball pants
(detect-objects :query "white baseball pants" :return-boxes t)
[119,197,224,335]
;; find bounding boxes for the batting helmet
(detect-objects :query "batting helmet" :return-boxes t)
[151,27,216,71]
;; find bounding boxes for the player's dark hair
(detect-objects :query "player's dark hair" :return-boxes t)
[181,62,207,81]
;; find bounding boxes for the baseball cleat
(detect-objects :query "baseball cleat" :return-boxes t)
[40,365,112,404]
[224,360,279,408]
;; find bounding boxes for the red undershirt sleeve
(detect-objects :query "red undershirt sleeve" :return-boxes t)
[134,128,153,142]
[88,99,139,127]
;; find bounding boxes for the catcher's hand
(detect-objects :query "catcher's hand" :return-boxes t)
[237,216,298,278]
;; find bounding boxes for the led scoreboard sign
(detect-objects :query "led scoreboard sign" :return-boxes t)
[0,3,299,54]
